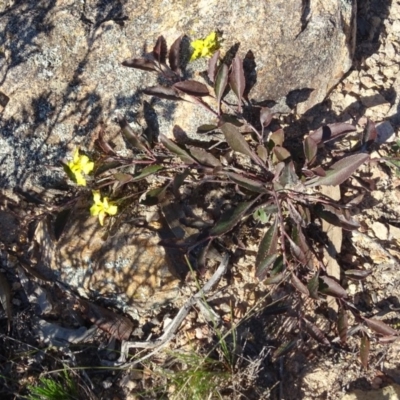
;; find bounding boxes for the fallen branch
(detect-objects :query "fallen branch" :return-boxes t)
[105,254,230,367]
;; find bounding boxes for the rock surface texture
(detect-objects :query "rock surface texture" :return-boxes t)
[0,0,355,188]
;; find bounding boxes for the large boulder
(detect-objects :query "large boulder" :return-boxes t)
[0,0,356,188]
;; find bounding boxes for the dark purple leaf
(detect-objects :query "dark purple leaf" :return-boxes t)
[315,204,360,231]
[306,153,370,187]
[54,209,71,241]
[143,85,181,101]
[338,308,348,344]
[190,147,221,167]
[140,184,169,206]
[288,236,307,267]
[278,161,299,188]
[318,275,348,298]
[197,124,218,134]
[272,339,297,360]
[196,240,212,273]
[80,299,133,341]
[303,318,330,346]
[152,35,167,65]
[378,336,400,344]
[292,225,313,268]
[210,198,258,237]
[363,318,398,336]
[229,54,245,112]
[310,166,326,177]
[344,269,372,280]
[308,123,357,144]
[160,134,197,164]
[220,123,253,158]
[264,271,286,285]
[122,58,157,72]
[215,63,229,115]
[360,336,370,369]
[172,168,190,198]
[0,272,12,331]
[218,114,243,127]
[168,35,182,73]
[304,136,317,165]
[260,107,273,136]
[291,273,310,296]
[226,172,267,193]
[345,194,364,206]
[362,118,377,148]
[95,128,117,156]
[256,217,279,280]
[173,80,209,97]
[208,50,220,83]
[118,116,149,152]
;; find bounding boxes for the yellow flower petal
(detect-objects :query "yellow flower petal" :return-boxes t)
[98,211,106,226]
[75,172,86,186]
[107,204,118,216]
[92,190,101,205]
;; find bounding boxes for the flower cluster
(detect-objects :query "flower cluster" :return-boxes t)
[190,31,221,61]
[67,148,94,186]
[90,190,118,226]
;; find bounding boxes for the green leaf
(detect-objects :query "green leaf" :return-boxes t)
[160,134,197,164]
[210,198,258,237]
[307,272,320,300]
[131,165,163,182]
[256,217,279,280]
[253,208,269,224]
[306,153,370,187]
[273,146,291,162]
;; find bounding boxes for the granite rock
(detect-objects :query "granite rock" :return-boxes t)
[0,0,356,188]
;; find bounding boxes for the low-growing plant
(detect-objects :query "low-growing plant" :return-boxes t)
[27,370,78,400]
[22,33,399,369]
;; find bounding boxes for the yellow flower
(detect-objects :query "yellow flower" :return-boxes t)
[90,190,118,226]
[190,31,221,61]
[67,148,94,186]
